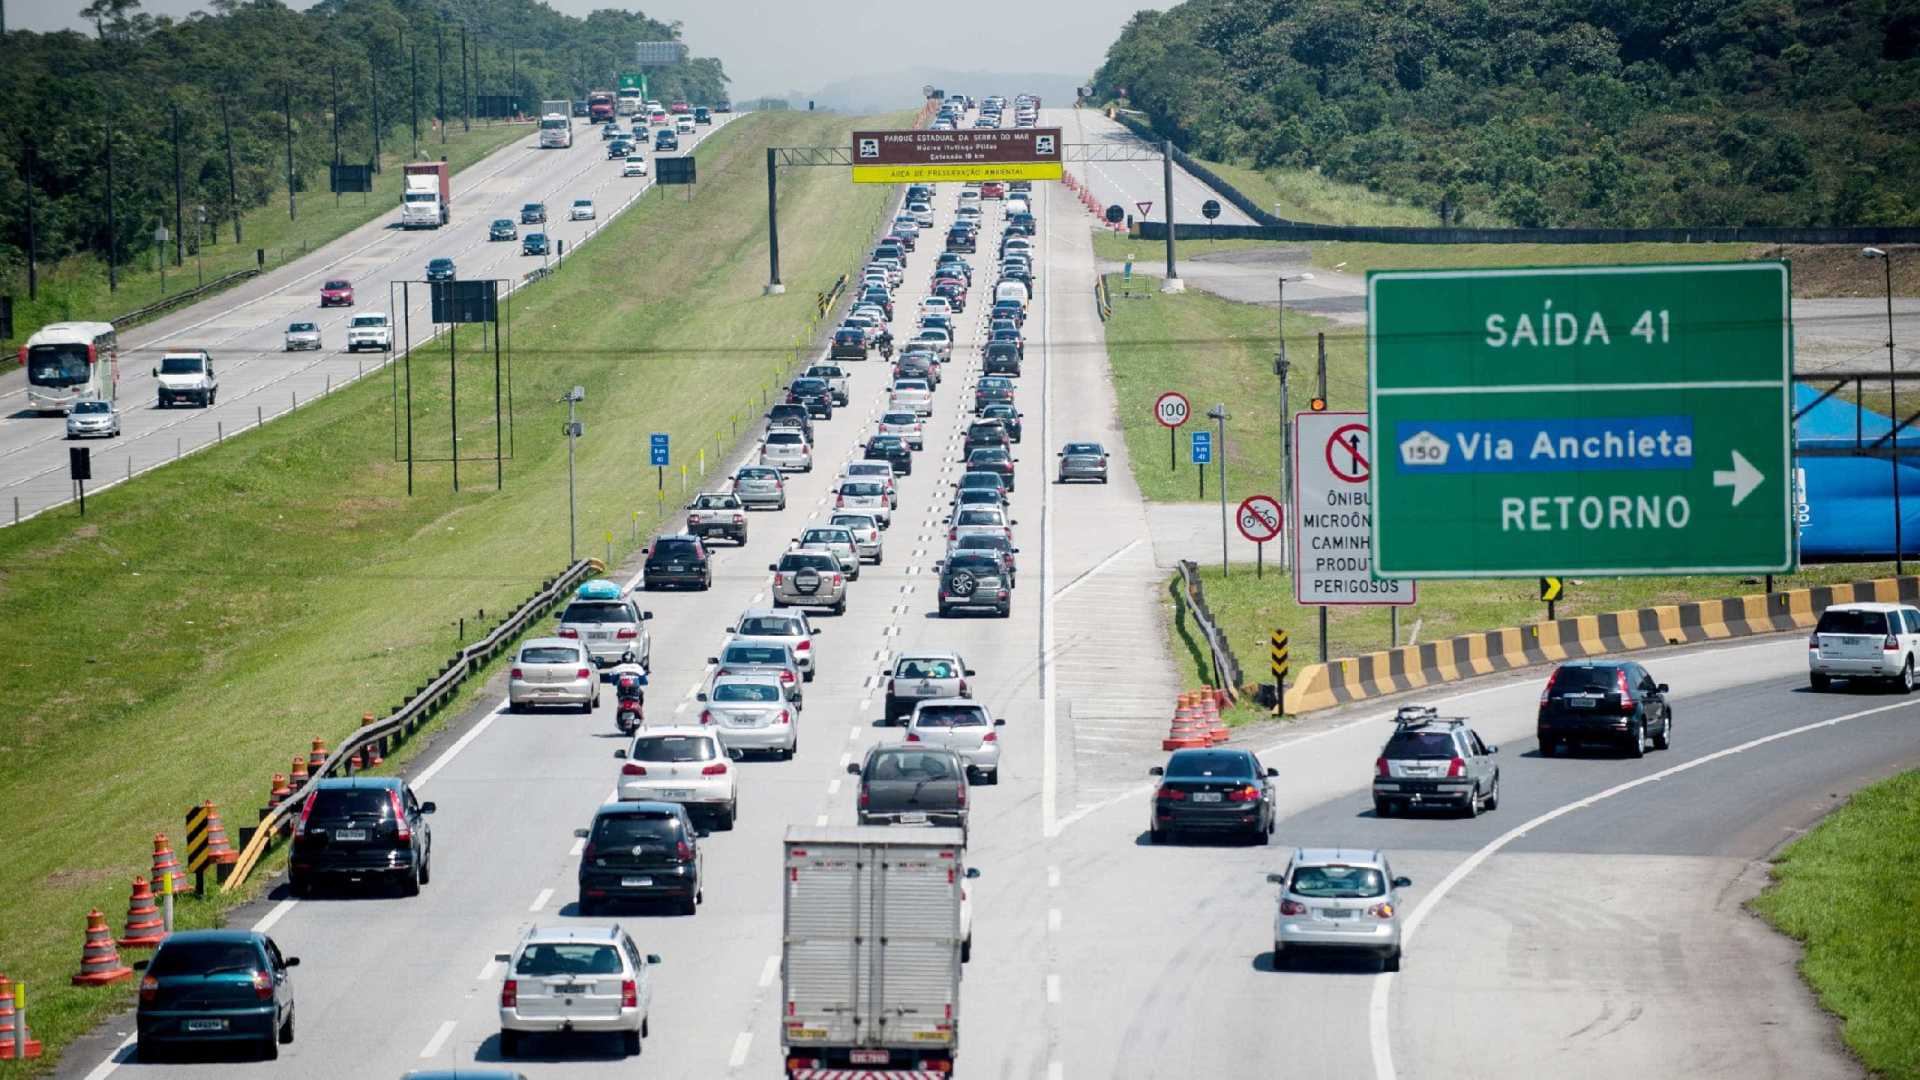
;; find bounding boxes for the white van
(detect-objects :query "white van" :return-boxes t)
[995,281,1029,306]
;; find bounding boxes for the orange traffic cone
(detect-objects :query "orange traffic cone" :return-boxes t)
[0,974,43,1060]
[359,714,384,767]
[117,877,165,948]
[201,802,238,866]
[149,834,190,895]
[267,772,292,810]
[288,753,309,785]
[1162,704,1210,750]
[307,737,329,774]
[71,910,134,986]
[1200,696,1230,744]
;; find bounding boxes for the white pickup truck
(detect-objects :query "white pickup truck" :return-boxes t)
[153,350,218,408]
[345,312,393,353]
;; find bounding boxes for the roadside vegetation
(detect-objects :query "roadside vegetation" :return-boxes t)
[0,109,900,1072]
[1197,157,1442,228]
[1752,768,1920,1080]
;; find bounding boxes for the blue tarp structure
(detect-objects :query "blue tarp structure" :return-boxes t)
[1794,385,1920,560]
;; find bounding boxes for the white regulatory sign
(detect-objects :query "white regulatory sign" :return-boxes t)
[1293,411,1415,607]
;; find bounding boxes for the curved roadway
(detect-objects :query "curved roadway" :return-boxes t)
[0,115,730,525]
[53,144,1913,1080]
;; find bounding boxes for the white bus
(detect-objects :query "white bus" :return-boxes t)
[616,88,642,116]
[20,321,118,414]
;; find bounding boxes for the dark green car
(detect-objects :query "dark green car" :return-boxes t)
[137,930,298,1062]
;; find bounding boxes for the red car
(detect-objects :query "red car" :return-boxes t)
[669,101,691,114]
[319,279,354,307]
[980,182,1006,199]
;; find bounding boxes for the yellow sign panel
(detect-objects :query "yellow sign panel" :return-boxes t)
[852,162,1063,184]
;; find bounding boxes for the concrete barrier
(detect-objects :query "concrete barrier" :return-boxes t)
[1282,576,1918,714]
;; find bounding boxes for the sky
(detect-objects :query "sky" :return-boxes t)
[9,0,1150,99]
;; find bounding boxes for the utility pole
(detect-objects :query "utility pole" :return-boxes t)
[171,104,185,266]
[459,24,470,133]
[104,123,117,291]
[1161,140,1181,291]
[410,41,420,158]
[1865,247,1902,572]
[23,139,38,300]
[220,95,241,242]
[284,82,297,221]
[563,386,585,561]
[764,149,784,294]
[369,58,381,172]
[330,62,342,204]
[437,26,447,146]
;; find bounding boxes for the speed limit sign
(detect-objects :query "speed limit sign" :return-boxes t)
[1154,391,1191,429]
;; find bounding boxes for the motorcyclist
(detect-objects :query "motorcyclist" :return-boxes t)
[875,326,895,360]
[608,651,647,734]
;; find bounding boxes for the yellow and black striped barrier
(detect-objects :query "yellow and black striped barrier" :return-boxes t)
[1269,629,1290,715]
[1283,575,1919,715]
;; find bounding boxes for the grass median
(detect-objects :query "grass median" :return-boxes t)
[3,121,532,343]
[1750,768,1920,1080]
[0,108,902,1073]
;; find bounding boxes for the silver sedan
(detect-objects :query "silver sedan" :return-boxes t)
[284,321,323,351]
[1057,442,1110,483]
[699,674,797,758]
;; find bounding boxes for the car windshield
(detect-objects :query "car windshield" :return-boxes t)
[493,219,512,228]
[1166,750,1254,778]
[960,475,1003,490]
[72,400,112,414]
[693,495,737,509]
[307,789,395,821]
[651,540,700,558]
[522,205,541,213]
[957,510,1001,525]
[150,941,261,977]
[868,751,957,781]
[631,734,717,762]
[1290,865,1387,899]
[591,812,681,846]
[574,200,591,207]
[737,615,799,637]
[725,644,791,663]
[777,553,835,572]
[1065,443,1103,455]
[714,682,782,703]
[831,515,875,530]
[1384,731,1457,758]
[792,379,826,391]
[869,438,902,450]
[289,323,316,333]
[521,645,581,664]
[882,413,917,426]
[1816,609,1889,634]
[969,450,1009,464]
[767,431,803,445]
[159,356,204,373]
[1553,665,1625,692]
[842,483,882,497]
[946,555,1000,575]
[515,943,623,977]
[802,530,850,544]
[324,280,350,290]
[956,535,1008,552]
[738,469,776,481]
[350,316,386,328]
[560,602,632,624]
[915,705,987,727]
[848,463,890,476]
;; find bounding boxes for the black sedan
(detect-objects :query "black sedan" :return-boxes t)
[1149,748,1278,844]
[488,218,517,242]
[425,258,455,282]
[865,434,913,476]
[786,377,835,419]
[981,403,1023,442]
[643,534,713,590]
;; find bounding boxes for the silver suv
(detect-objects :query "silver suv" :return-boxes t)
[555,593,654,668]
[769,550,847,614]
[496,923,659,1057]
[1267,848,1411,971]
[937,551,1012,619]
[1371,706,1500,818]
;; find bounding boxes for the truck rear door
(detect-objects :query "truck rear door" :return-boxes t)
[873,841,961,1050]
[785,842,867,1047]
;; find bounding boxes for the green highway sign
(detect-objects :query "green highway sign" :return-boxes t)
[1368,261,1795,578]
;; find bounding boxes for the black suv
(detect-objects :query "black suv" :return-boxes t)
[964,419,1010,456]
[575,800,702,915]
[643,534,713,591]
[865,434,913,476]
[1372,706,1500,817]
[946,227,977,253]
[983,342,1022,377]
[938,552,1012,618]
[830,328,868,362]
[1537,661,1672,757]
[787,377,835,419]
[289,777,435,897]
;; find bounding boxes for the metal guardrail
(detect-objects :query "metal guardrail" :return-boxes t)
[1176,559,1243,702]
[113,268,262,328]
[223,556,604,891]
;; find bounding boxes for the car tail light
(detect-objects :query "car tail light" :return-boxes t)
[296,790,319,833]
[773,573,785,587]
[1279,898,1307,916]
[1615,668,1634,712]
[581,840,596,859]
[139,973,159,1002]
[1445,757,1466,779]
[577,668,592,680]
[716,668,732,678]
[1885,635,1901,652]
[558,627,579,638]
[675,840,694,861]
[252,969,274,1000]
[702,762,729,776]
[1376,757,1390,777]
[982,731,997,743]
[1226,785,1260,802]
[905,731,921,742]
[956,784,967,808]
[699,710,714,726]
[617,627,637,639]
[833,574,844,587]
[949,528,957,540]
[1157,786,1187,801]
[780,670,796,684]
[500,979,518,1008]
[389,789,412,842]
[1539,668,1559,707]
[958,678,970,697]
[777,710,791,725]
[621,763,647,775]
[621,979,639,1008]
[1808,633,1820,650]
[998,590,1009,599]
[1368,902,1396,919]
[795,640,811,651]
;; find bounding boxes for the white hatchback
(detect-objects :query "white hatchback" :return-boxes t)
[889,379,933,417]
[906,697,1005,784]
[496,924,657,1057]
[570,199,596,220]
[761,429,813,472]
[509,638,599,713]
[1808,602,1920,691]
[622,156,648,177]
[616,727,738,829]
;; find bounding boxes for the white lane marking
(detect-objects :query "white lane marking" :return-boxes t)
[848,726,861,741]
[569,836,586,856]
[839,752,852,769]
[413,707,502,789]
[859,698,872,711]
[758,953,781,989]
[1051,539,1144,601]
[827,778,842,795]
[419,1019,458,1059]
[729,1031,753,1068]
[1046,973,1062,1004]
[477,958,501,981]
[252,898,297,934]
[814,813,829,827]
[1048,907,1062,933]
[1366,694,1920,1080]
[528,887,553,912]
[1039,180,1059,840]
[1047,865,1060,888]
[78,1035,135,1080]
[1048,1063,1065,1080]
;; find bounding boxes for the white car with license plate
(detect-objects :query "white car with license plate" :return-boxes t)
[835,480,892,527]
[906,698,1005,784]
[877,411,925,450]
[284,321,322,351]
[828,512,884,564]
[840,461,899,507]
[888,379,933,417]
[622,156,649,177]
[496,923,657,1057]
[570,199,596,220]
[616,727,738,829]
[698,674,797,758]
[1808,602,1920,690]
[727,609,821,678]
[761,428,813,472]
[509,638,600,713]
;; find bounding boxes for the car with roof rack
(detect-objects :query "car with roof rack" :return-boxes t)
[556,579,654,668]
[1372,706,1499,817]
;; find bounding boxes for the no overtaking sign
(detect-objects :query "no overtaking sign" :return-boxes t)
[1294,411,1414,606]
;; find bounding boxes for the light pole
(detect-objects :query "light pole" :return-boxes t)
[562,385,585,562]
[1208,403,1230,574]
[1275,272,1313,573]
[1865,247,1901,572]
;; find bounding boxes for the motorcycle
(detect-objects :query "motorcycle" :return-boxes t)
[877,336,895,362]
[608,653,647,735]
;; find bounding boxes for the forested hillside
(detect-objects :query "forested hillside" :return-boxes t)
[0,0,727,275]
[1095,0,1920,227]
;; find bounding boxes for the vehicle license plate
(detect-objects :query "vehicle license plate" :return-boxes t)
[621,877,652,888]
[851,1050,890,1064]
[1322,908,1355,920]
[1191,792,1223,803]
[334,829,367,841]
[659,788,693,799]
[556,983,587,994]
[668,565,686,572]
[184,1018,228,1032]
[1568,696,1596,709]
[898,812,928,824]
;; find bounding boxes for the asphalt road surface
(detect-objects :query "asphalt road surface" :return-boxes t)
[1054,107,1255,228]
[0,116,730,526]
[54,129,1915,1080]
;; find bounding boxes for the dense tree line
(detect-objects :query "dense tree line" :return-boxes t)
[0,0,729,273]
[1094,0,1920,227]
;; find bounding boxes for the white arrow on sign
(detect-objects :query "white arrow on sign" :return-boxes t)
[1713,450,1764,506]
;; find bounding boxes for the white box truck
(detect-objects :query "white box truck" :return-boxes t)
[781,826,975,1078]
[400,162,449,228]
[538,113,573,148]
